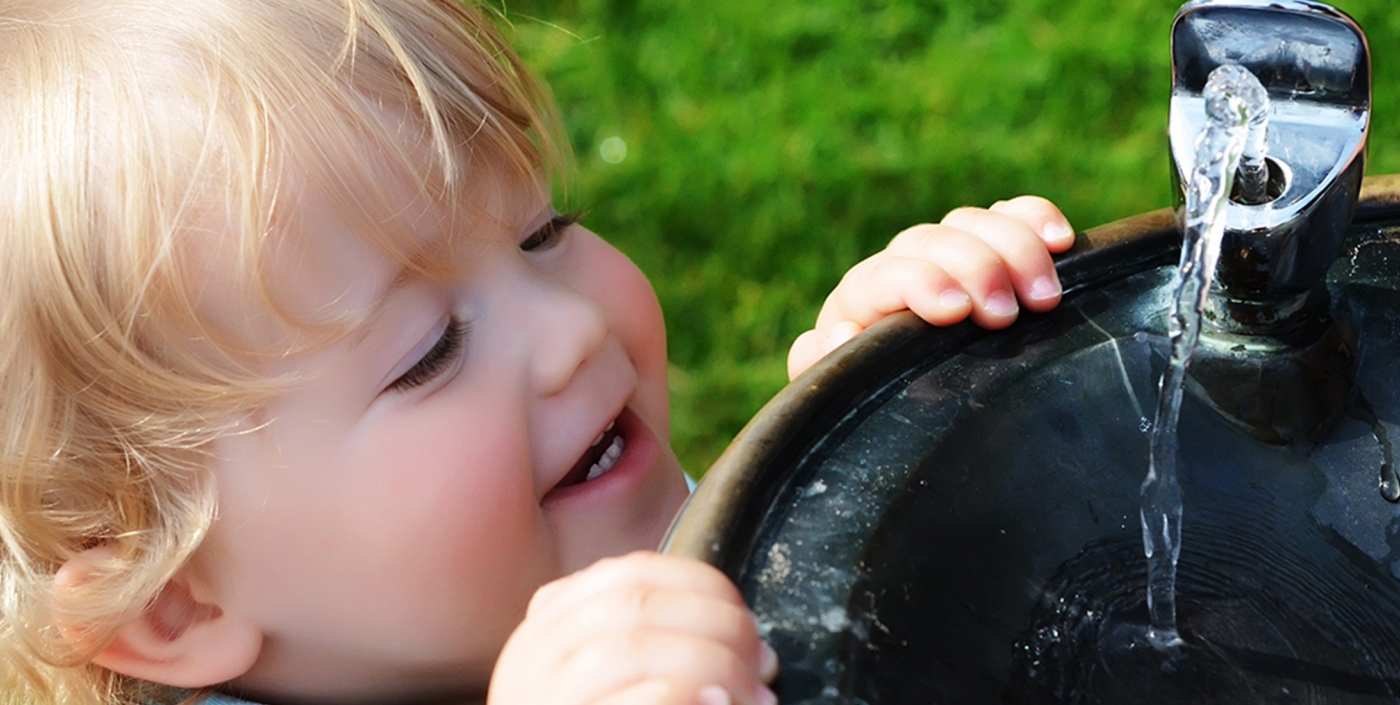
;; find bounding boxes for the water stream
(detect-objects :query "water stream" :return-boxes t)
[1140,63,1270,649]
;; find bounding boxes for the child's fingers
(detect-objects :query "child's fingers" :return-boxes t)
[586,680,760,705]
[529,552,744,619]
[584,678,692,705]
[493,553,780,705]
[789,196,1073,380]
[586,679,734,705]
[829,229,1022,330]
[933,208,1063,313]
[517,552,774,691]
[815,254,975,331]
[559,630,776,705]
[530,585,763,668]
[791,242,1016,380]
[787,322,862,380]
[787,328,823,381]
[988,195,1077,252]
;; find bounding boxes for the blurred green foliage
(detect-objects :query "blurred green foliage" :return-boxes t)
[497,0,1400,477]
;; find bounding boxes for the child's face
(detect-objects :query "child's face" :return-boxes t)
[193,164,690,699]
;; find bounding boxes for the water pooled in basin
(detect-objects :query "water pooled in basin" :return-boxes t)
[1009,521,1400,704]
[1140,63,1269,649]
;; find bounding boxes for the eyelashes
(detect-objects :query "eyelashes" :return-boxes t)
[386,317,467,393]
[520,212,582,252]
[384,210,579,394]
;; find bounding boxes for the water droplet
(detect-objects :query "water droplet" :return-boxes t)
[1347,392,1400,503]
[1383,478,1400,503]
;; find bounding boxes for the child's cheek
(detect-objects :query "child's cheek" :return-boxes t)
[347,387,556,640]
[585,237,672,439]
[208,383,557,669]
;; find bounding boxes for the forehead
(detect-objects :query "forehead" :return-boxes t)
[194,137,550,346]
[142,59,554,364]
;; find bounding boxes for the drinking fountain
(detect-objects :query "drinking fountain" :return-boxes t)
[1172,0,1371,453]
[664,1,1400,702]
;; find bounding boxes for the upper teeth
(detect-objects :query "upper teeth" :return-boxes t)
[585,435,626,482]
[591,421,616,448]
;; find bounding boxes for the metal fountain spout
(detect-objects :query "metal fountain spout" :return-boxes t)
[1167,0,1371,448]
[1170,0,1370,319]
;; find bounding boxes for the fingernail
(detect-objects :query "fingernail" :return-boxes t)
[939,289,970,309]
[1043,221,1075,245]
[698,685,731,705]
[759,640,780,681]
[984,291,1018,317]
[756,686,778,705]
[1028,275,1061,301]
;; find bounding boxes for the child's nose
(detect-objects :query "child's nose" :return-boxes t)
[525,280,609,397]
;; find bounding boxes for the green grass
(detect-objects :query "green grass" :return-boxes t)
[498,0,1400,478]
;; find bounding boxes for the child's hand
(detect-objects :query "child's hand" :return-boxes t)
[489,551,779,705]
[788,196,1076,380]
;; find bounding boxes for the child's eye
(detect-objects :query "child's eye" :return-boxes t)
[386,317,467,392]
[520,213,581,252]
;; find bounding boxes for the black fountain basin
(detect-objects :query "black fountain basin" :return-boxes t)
[664,175,1400,704]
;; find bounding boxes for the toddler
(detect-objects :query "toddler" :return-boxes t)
[0,1,1073,703]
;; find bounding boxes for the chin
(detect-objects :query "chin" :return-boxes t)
[561,471,689,573]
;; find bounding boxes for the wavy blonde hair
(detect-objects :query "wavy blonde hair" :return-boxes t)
[0,1,562,702]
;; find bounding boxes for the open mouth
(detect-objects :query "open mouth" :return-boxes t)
[553,419,627,492]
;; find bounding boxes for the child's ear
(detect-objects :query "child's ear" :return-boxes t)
[53,550,263,688]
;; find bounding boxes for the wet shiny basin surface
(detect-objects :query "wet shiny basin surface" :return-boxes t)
[666,182,1400,703]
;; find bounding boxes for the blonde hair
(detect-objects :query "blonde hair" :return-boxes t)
[0,0,562,701]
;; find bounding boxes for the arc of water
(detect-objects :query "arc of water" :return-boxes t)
[1141,63,1269,649]
[1234,70,1272,205]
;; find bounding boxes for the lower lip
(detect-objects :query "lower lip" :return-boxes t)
[541,407,660,508]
